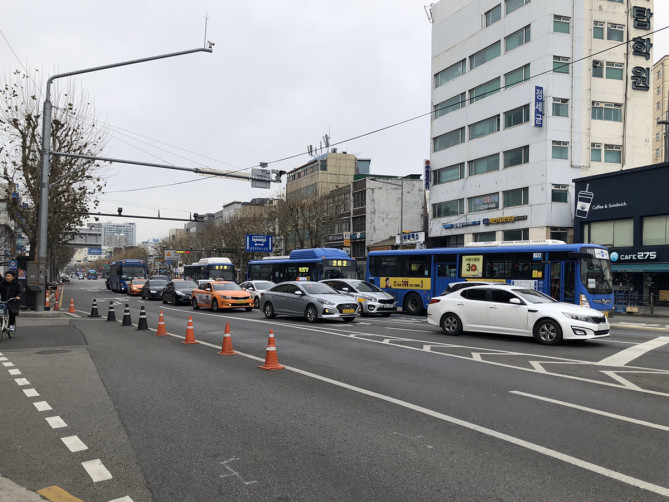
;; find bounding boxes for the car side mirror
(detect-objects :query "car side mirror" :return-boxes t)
[509,298,522,305]
[341,287,349,292]
[294,290,303,295]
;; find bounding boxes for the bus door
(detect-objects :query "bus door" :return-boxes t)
[547,261,576,303]
[434,255,458,297]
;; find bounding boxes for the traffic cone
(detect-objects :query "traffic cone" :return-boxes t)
[137,306,148,330]
[121,304,132,326]
[53,288,59,311]
[106,302,116,322]
[88,299,100,317]
[183,316,198,344]
[156,310,167,336]
[218,322,236,355]
[45,291,50,311]
[259,329,284,370]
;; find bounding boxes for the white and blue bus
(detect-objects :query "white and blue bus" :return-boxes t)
[107,259,147,293]
[366,241,614,315]
[183,257,236,282]
[246,248,358,283]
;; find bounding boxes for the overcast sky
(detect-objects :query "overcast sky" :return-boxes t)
[2,1,668,242]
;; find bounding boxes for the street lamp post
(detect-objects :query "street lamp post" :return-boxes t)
[35,47,212,311]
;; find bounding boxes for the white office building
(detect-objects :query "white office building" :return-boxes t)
[100,222,137,248]
[428,0,654,246]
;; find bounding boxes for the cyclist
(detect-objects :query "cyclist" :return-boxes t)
[0,270,23,333]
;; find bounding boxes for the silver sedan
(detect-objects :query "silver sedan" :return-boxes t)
[260,281,360,323]
[321,279,397,316]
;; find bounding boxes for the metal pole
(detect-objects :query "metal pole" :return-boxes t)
[399,179,404,249]
[34,47,212,311]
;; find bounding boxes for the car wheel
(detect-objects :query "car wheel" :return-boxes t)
[172,295,177,306]
[440,313,463,336]
[263,302,275,319]
[245,307,253,312]
[305,304,318,323]
[403,293,424,315]
[211,299,220,312]
[534,318,563,345]
[253,297,259,309]
[191,298,199,310]
[162,295,166,304]
[343,317,355,323]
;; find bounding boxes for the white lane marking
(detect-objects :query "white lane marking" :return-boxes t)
[45,416,68,429]
[510,391,669,432]
[81,459,113,482]
[33,401,52,412]
[61,435,88,452]
[597,336,669,367]
[109,497,134,502]
[600,371,645,391]
[164,333,669,497]
[23,388,39,397]
[3,361,15,367]
[8,368,21,375]
[0,356,7,361]
[15,378,30,386]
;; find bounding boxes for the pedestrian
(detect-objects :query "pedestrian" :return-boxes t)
[0,270,23,332]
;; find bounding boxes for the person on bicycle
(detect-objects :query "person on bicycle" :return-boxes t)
[0,270,22,332]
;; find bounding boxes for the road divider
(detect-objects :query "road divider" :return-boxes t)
[87,298,100,318]
[106,301,116,322]
[121,304,132,326]
[137,306,148,331]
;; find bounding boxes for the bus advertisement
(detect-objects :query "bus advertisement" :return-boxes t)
[183,257,236,282]
[247,248,358,283]
[366,241,613,315]
[107,259,147,293]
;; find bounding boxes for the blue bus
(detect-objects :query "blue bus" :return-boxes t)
[247,248,358,283]
[183,257,236,282]
[107,259,148,293]
[366,240,614,315]
[86,269,98,280]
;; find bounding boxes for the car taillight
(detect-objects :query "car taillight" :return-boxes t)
[428,298,440,304]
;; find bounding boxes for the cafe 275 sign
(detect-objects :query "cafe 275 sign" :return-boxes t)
[629,6,653,91]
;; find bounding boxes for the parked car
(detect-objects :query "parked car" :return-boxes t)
[426,284,610,345]
[260,281,360,323]
[321,279,397,316]
[141,279,168,300]
[191,281,253,312]
[128,278,148,296]
[440,281,494,296]
[239,280,276,309]
[162,279,198,305]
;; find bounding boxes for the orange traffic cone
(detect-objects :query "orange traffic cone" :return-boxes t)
[53,288,59,311]
[183,316,199,344]
[218,322,236,355]
[45,291,50,311]
[68,298,76,314]
[259,329,284,370]
[156,310,167,336]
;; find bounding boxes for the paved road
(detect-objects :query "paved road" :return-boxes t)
[1,279,668,501]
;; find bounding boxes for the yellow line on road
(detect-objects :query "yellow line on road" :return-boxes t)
[37,485,84,502]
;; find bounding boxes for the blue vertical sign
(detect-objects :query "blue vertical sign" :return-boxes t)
[424,160,430,190]
[534,86,544,127]
[245,234,273,252]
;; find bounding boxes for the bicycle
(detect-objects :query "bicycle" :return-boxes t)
[0,299,19,342]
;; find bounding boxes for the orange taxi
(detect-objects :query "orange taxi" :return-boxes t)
[191,281,254,312]
[127,278,147,296]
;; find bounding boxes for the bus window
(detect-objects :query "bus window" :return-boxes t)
[437,263,457,277]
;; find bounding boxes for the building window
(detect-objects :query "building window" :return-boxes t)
[552,98,569,117]
[591,143,602,162]
[435,60,466,88]
[656,148,661,159]
[593,21,604,39]
[485,4,501,27]
[657,132,661,142]
[554,15,570,33]
[352,215,366,232]
[352,190,366,208]
[551,185,569,203]
[658,101,662,111]
[505,0,530,15]
[607,23,624,42]
[608,0,623,3]
[504,104,530,128]
[606,62,623,80]
[604,144,622,163]
[552,141,569,159]
[505,25,531,52]
[468,154,500,176]
[468,192,500,213]
[470,115,500,140]
[320,160,327,171]
[504,64,530,88]
[592,102,622,122]
[433,128,465,152]
[470,41,501,70]
[643,215,669,245]
[432,199,464,218]
[503,187,529,207]
[551,228,569,242]
[475,231,497,242]
[504,229,529,241]
[593,60,604,78]
[586,219,633,247]
[433,163,465,185]
[434,93,465,119]
[503,145,529,168]
[469,77,501,103]
[553,56,570,74]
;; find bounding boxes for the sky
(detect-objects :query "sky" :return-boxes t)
[2,1,668,243]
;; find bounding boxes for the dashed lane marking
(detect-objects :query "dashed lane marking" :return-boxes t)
[61,435,89,453]
[15,377,30,386]
[34,401,53,411]
[45,416,68,429]
[3,361,15,367]
[23,388,39,397]
[8,368,21,375]
[81,458,113,482]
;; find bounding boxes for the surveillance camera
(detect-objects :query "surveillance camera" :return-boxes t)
[117,207,123,215]
[207,40,215,48]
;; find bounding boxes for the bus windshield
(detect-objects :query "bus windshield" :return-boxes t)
[121,265,147,280]
[322,260,358,279]
[580,256,613,295]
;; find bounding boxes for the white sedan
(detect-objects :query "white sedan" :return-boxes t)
[427,284,609,345]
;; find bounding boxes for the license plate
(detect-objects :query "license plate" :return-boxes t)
[342,309,355,314]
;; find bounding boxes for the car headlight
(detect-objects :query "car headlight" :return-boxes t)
[563,312,591,322]
[176,291,185,296]
[318,298,336,306]
[360,294,375,302]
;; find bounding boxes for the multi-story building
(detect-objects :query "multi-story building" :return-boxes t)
[428,0,654,246]
[653,55,669,163]
[285,152,368,201]
[100,222,137,247]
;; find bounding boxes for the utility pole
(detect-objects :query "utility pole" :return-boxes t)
[659,108,669,163]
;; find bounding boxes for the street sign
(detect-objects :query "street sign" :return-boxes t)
[88,247,102,255]
[165,249,176,260]
[245,234,273,252]
[8,259,17,271]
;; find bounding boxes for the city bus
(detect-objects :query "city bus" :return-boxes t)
[86,269,98,280]
[183,257,236,282]
[366,240,614,315]
[107,259,147,293]
[246,248,358,283]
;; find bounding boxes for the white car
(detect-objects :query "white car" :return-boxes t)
[239,280,276,309]
[426,284,609,345]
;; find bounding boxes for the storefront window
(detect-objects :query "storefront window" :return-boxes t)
[643,215,669,245]
[586,219,633,247]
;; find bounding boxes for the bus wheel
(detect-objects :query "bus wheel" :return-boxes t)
[305,304,318,323]
[191,298,199,310]
[533,318,563,345]
[211,299,220,312]
[440,313,462,336]
[263,302,275,319]
[403,293,424,315]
